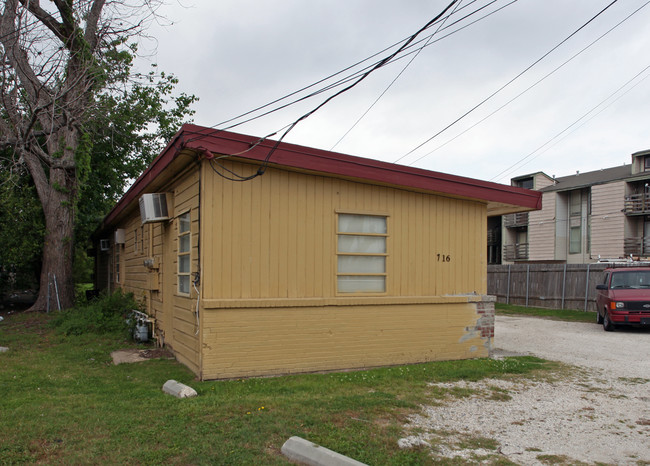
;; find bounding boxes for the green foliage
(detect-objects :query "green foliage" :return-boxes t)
[0,311,555,465]
[0,165,44,293]
[74,63,197,249]
[50,290,140,336]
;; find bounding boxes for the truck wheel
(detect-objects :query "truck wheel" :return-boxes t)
[597,310,604,325]
[603,312,615,332]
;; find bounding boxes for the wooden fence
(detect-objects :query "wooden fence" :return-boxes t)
[487,263,649,312]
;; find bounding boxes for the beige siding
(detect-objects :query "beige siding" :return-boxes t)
[201,159,487,300]
[110,168,201,373]
[590,181,625,259]
[529,191,556,260]
[201,300,489,379]
[534,173,555,190]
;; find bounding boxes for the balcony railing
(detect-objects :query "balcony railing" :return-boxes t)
[624,237,650,257]
[503,243,529,261]
[623,193,650,215]
[503,212,529,228]
[487,229,500,244]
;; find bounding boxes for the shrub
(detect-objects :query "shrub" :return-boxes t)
[51,290,140,336]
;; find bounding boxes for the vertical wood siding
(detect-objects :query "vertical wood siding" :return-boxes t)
[590,181,625,259]
[112,169,201,373]
[202,160,487,300]
[529,192,556,260]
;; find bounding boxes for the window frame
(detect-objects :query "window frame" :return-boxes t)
[336,211,388,295]
[115,243,122,284]
[177,211,191,296]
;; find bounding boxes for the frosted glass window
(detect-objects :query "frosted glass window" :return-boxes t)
[338,235,386,254]
[338,256,385,274]
[336,213,387,293]
[338,214,386,234]
[178,212,191,295]
[337,276,386,293]
[179,234,190,253]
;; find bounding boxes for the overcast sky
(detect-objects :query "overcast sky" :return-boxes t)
[136,0,650,184]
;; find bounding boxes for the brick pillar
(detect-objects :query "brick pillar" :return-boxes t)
[476,295,495,355]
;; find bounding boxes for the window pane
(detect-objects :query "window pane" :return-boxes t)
[338,276,385,293]
[339,214,386,234]
[338,235,386,253]
[179,254,190,273]
[179,275,190,294]
[338,256,385,274]
[180,234,190,253]
[179,212,190,233]
[569,191,581,216]
[569,226,581,253]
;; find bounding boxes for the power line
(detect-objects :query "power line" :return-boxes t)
[330,0,520,151]
[201,0,463,181]
[393,0,620,164]
[407,0,650,167]
[206,0,513,135]
[490,64,650,182]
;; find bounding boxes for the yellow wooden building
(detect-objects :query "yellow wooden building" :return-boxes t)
[93,124,541,380]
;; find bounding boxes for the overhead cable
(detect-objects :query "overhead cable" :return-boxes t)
[202,0,463,181]
[490,63,650,182]
[330,0,522,151]
[408,0,650,166]
[203,0,511,137]
[393,0,619,164]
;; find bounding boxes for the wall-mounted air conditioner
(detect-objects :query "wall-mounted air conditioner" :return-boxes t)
[114,229,125,244]
[139,193,172,224]
[100,239,110,251]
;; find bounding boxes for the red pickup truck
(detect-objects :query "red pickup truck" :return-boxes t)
[596,267,650,331]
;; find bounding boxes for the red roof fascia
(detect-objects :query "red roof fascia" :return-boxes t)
[180,124,542,209]
[102,124,541,228]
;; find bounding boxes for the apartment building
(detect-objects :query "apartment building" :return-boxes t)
[494,149,650,264]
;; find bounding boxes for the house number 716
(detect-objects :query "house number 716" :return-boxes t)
[437,254,451,262]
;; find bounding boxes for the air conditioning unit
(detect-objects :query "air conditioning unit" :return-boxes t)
[114,229,125,244]
[99,239,110,251]
[139,193,172,224]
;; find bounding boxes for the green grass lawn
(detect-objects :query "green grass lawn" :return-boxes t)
[0,311,554,465]
[495,302,597,323]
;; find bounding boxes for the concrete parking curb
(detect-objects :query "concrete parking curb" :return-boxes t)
[281,436,367,466]
[162,379,197,398]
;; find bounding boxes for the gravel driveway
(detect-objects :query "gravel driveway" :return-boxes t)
[400,315,650,465]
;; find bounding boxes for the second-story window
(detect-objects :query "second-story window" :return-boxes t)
[569,191,582,254]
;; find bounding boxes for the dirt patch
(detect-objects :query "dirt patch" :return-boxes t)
[399,316,650,465]
[111,348,174,365]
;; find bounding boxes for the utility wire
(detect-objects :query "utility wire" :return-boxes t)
[210,0,483,132]
[408,0,650,166]
[490,63,650,182]
[329,0,466,151]
[203,0,512,138]
[330,0,521,151]
[394,0,619,164]
[205,0,462,181]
